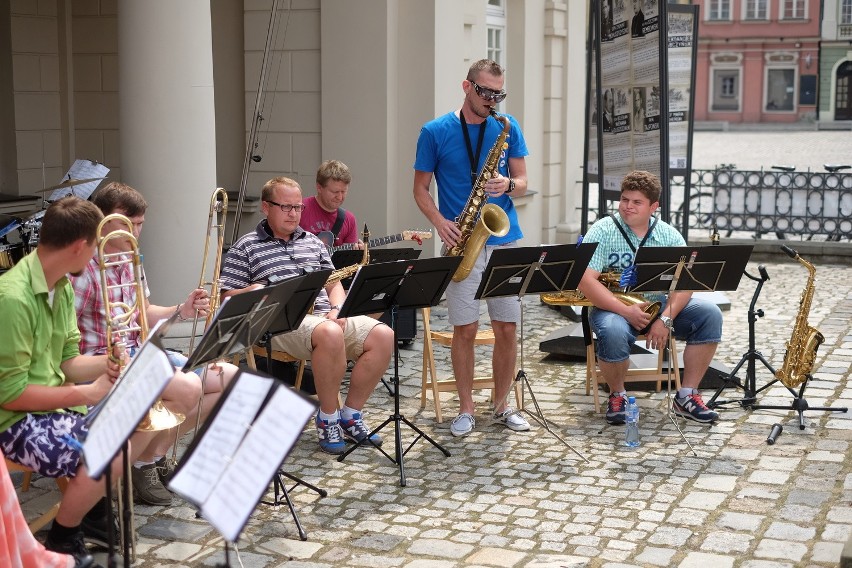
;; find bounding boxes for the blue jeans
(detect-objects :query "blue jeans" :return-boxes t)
[590,297,722,363]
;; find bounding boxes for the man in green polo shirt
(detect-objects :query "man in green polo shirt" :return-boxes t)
[0,196,183,567]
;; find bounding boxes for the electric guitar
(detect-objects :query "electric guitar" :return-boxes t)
[316,229,432,253]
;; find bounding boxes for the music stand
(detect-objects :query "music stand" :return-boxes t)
[630,245,752,451]
[335,256,462,487]
[331,247,420,269]
[474,244,597,462]
[253,270,330,539]
[177,278,325,541]
[82,336,177,567]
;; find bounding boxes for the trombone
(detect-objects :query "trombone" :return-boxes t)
[97,213,185,561]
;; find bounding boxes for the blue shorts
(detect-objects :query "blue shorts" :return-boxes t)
[0,412,88,478]
[590,297,722,363]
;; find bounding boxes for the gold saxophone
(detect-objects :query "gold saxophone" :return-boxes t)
[326,225,370,286]
[776,247,824,388]
[541,271,661,320]
[444,109,511,282]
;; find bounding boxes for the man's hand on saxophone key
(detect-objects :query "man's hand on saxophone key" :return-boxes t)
[437,217,462,248]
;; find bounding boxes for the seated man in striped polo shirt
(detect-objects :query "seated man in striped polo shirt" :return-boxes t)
[219,176,394,455]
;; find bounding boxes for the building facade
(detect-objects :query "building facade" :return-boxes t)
[819,0,852,124]
[693,0,821,125]
[0,0,591,297]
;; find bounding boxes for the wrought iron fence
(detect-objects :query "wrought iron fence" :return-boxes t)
[672,168,852,241]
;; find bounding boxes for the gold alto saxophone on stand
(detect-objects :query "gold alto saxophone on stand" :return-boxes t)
[97,213,185,563]
[775,246,824,388]
[444,109,511,282]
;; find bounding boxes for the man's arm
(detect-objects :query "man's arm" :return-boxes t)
[145,288,211,323]
[413,170,460,248]
[324,281,347,320]
[506,156,528,198]
[1,377,112,412]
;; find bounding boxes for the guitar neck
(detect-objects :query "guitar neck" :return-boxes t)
[332,233,403,252]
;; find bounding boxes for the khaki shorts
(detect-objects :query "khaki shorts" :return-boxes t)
[446,242,522,326]
[270,313,384,360]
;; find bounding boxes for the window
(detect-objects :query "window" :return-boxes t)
[782,0,806,19]
[711,68,741,111]
[486,0,505,69]
[843,0,852,24]
[744,0,768,20]
[708,0,731,21]
[765,68,796,112]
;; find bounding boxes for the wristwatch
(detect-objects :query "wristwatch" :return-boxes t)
[506,178,516,194]
[330,304,342,311]
[659,315,673,329]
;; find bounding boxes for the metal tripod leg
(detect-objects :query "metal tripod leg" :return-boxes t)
[261,471,327,541]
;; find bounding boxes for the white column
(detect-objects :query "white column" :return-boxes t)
[118,0,216,301]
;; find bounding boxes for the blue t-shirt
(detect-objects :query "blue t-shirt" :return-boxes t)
[414,111,529,245]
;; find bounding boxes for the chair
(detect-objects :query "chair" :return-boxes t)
[5,458,68,532]
[582,307,681,412]
[420,306,522,423]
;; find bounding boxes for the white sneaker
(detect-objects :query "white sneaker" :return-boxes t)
[450,413,475,437]
[493,408,530,432]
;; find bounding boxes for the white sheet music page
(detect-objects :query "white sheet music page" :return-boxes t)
[83,342,173,478]
[49,159,109,201]
[167,371,273,507]
[200,383,316,543]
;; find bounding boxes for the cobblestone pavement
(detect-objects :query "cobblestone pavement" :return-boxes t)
[17,257,852,568]
[14,129,852,567]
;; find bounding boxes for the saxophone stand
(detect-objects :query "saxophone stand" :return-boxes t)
[706,266,774,410]
[710,247,847,430]
[337,257,460,486]
[477,244,598,462]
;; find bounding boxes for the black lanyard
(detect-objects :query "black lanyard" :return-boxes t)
[613,216,658,254]
[460,111,487,188]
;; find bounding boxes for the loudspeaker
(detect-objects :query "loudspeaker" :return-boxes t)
[379,307,418,345]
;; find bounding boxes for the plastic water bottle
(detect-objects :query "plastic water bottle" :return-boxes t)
[625,396,640,448]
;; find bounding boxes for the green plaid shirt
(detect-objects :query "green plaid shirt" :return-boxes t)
[584,213,685,300]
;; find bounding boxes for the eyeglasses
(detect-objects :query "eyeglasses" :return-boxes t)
[265,200,305,213]
[470,81,507,103]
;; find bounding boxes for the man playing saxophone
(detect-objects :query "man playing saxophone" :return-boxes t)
[578,171,722,426]
[70,182,238,507]
[219,177,393,455]
[413,58,530,437]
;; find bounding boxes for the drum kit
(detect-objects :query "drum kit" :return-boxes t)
[0,177,103,272]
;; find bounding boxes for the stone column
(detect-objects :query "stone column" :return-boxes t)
[118,0,216,300]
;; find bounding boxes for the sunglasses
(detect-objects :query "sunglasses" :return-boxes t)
[470,81,507,103]
[265,200,305,213]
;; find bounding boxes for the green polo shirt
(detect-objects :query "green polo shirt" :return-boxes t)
[0,251,85,432]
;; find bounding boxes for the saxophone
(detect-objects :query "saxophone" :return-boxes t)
[541,271,661,321]
[326,225,370,286]
[444,109,511,282]
[776,246,824,388]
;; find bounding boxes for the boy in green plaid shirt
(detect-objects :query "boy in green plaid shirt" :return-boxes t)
[579,171,722,426]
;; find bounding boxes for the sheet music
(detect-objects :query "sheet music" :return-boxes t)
[168,372,273,505]
[49,159,109,201]
[200,384,316,542]
[83,342,173,478]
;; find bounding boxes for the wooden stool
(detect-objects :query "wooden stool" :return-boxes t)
[6,458,68,532]
[420,307,522,423]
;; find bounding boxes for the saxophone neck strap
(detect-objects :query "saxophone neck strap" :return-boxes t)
[460,110,488,188]
[613,215,657,254]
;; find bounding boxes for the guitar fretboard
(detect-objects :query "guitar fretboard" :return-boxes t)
[333,234,405,252]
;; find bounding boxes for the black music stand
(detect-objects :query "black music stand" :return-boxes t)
[705,251,848,430]
[332,247,420,269]
[83,336,177,568]
[336,256,462,486]
[253,270,330,539]
[178,278,325,541]
[630,245,752,450]
[475,244,597,462]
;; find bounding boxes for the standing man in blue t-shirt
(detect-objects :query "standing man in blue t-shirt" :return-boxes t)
[413,58,531,437]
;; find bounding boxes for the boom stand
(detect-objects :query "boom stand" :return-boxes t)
[337,257,461,486]
[706,264,847,429]
[181,273,328,541]
[478,244,598,462]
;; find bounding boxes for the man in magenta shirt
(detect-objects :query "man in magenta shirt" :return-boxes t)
[300,159,360,249]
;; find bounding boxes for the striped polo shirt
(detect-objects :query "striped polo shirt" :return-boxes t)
[220,220,334,314]
[584,213,686,274]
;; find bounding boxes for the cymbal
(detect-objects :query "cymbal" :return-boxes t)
[36,177,106,193]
